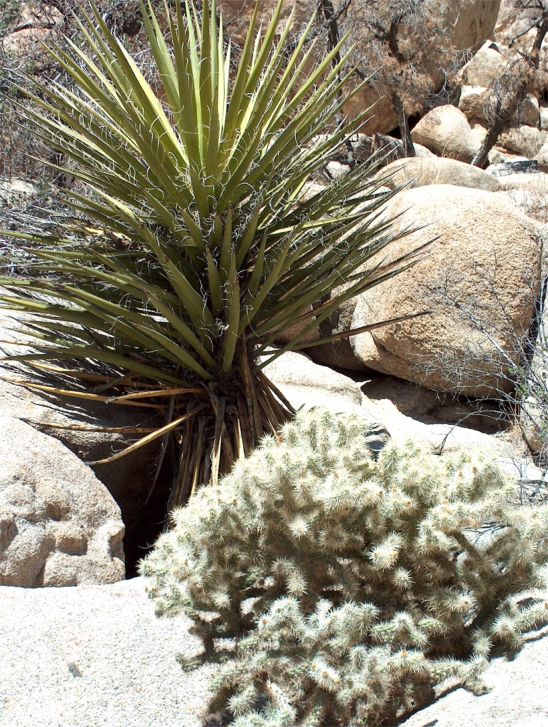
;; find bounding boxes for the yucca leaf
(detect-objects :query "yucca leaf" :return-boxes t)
[89,5,183,159]
[67,291,212,377]
[141,2,181,121]
[220,207,234,274]
[235,203,262,269]
[246,231,267,299]
[199,0,215,170]
[112,385,203,400]
[41,44,183,197]
[3,380,164,409]
[240,235,293,331]
[89,404,208,465]
[221,253,241,373]
[223,1,261,148]
[206,250,223,318]
[4,344,185,385]
[77,191,213,330]
[184,0,205,160]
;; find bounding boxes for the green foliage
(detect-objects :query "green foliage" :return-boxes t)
[142,408,548,726]
[0,0,416,503]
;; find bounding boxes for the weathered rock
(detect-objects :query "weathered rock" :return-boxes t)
[541,106,548,131]
[447,0,501,51]
[520,295,548,459]
[494,0,531,47]
[494,0,548,96]
[363,376,460,421]
[262,351,363,413]
[487,160,540,177]
[499,126,548,159]
[459,84,491,122]
[470,120,488,149]
[2,4,63,58]
[361,375,505,434]
[522,93,541,127]
[361,395,524,461]
[461,41,507,86]
[306,294,364,372]
[495,171,548,190]
[460,85,539,128]
[500,188,548,224]
[413,142,436,159]
[309,134,434,183]
[344,133,434,166]
[0,312,162,570]
[400,633,548,727]
[275,306,320,346]
[350,185,542,396]
[0,372,159,544]
[0,179,37,207]
[376,156,500,191]
[343,93,398,138]
[0,577,217,727]
[0,416,124,587]
[362,392,540,489]
[411,105,484,162]
[536,142,548,173]
[488,147,530,166]
[325,160,349,180]
[495,172,548,224]
[299,181,326,202]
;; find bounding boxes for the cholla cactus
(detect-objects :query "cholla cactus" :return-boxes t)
[142,409,548,726]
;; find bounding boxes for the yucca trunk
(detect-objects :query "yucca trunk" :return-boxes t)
[168,345,294,507]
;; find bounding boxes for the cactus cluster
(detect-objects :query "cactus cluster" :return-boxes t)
[142,408,548,726]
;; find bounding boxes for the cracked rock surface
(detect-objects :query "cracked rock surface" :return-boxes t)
[0,416,124,587]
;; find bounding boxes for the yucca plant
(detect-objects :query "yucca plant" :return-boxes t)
[0,0,418,507]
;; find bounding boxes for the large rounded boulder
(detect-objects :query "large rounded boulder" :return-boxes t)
[411,105,486,162]
[350,185,542,396]
[0,417,125,587]
[377,156,500,191]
